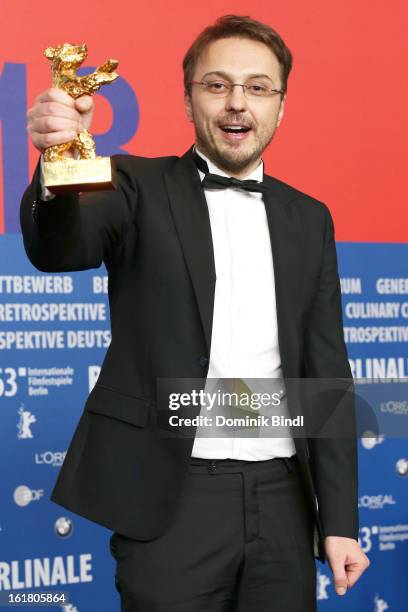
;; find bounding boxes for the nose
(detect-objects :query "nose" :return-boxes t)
[225,84,248,113]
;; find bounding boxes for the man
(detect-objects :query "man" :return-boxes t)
[21,14,369,612]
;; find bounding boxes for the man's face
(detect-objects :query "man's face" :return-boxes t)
[185,36,286,175]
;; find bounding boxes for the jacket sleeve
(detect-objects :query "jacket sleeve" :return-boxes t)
[303,205,359,541]
[19,155,138,272]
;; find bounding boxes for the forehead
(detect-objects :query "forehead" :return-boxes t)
[194,36,281,82]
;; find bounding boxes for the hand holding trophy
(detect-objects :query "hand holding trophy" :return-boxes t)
[41,43,119,194]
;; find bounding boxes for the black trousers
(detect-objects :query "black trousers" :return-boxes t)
[109,454,317,611]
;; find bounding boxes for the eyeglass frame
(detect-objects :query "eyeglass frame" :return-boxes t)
[188,79,285,98]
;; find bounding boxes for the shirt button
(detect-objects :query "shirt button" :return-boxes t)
[31,201,38,220]
[208,460,217,473]
[198,356,209,367]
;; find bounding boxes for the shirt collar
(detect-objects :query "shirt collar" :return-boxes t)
[194,145,264,182]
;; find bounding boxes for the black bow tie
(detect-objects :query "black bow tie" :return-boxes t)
[192,148,269,195]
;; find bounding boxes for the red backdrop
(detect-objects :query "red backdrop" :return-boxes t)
[1,0,407,240]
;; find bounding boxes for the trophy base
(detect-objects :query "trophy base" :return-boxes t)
[43,157,116,194]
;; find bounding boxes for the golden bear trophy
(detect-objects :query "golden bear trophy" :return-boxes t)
[42,43,119,194]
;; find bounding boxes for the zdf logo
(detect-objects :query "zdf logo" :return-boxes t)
[13,485,44,507]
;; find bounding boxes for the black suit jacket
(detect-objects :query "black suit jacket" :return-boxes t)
[20,146,359,563]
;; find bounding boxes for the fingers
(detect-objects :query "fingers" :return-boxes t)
[28,115,79,151]
[326,539,370,596]
[330,559,349,596]
[75,95,93,112]
[345,556,370,588]
[30,130,78,152]
[329,547,370,595]
[28,101,81,124]
[35,87,75,107]
[29,115,80,135]
[27,88,93,153]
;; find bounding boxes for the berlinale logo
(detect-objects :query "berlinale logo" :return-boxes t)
[17,404,36,439]
[374,593,389,611]
[316,570,331,600]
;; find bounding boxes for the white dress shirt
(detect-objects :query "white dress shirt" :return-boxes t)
[191,147,296,460]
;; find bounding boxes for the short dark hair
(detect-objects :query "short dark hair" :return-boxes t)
[183,14,293,96]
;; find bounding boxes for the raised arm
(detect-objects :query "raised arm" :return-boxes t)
[21,88,138,272]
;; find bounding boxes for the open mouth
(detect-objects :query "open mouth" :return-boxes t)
[220,125,251,134]
[218,124,252,141]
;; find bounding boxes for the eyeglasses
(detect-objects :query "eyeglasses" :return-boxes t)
[189,79,284,99]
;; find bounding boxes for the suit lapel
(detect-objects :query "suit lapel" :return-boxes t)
[164,148,216,354]
[262,176,306,378]
[262,178,307,457]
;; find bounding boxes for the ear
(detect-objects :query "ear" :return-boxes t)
[44,47,56,60]
[276,94,286,128]
[184,93,194,122]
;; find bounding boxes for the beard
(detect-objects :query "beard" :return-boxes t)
[194,117,277,175]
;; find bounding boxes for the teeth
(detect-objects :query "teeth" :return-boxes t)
[221,126,250,133]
